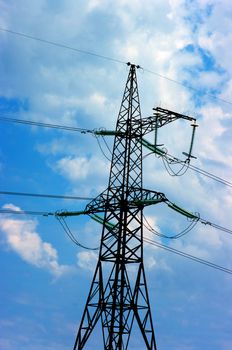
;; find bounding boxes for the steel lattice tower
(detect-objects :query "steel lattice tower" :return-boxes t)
[73,63,158,349]
[56,62,197,349]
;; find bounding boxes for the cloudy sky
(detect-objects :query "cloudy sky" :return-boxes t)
[1,0,232,349]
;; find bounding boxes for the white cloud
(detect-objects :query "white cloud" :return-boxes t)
[55,155,109,181]
[1,1,232,347]
[76,251,98,271]
[145,255,157,269]
[0,204,70,277]
[0,0,231,286]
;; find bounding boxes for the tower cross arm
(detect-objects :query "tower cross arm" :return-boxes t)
[93,107,197,139]
[130,188,167,207]
[84,188,167,213]
[54,190,167,218]
[139,107,197,136]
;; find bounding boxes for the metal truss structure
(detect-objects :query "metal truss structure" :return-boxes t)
[73,63,159,350]
[58,63,197,349]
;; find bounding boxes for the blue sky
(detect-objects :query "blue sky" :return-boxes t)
[0,0,232,349]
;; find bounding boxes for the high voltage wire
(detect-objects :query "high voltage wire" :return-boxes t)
[1,208,231,275]
[2,207,232,236]
[90,137,232,189]
[4,188,232,236]
[160,150,232,187]
[188,163,232,187]
[56,216,99,250]
[142,68,232,106]
[0,114,92,133]
[0,27,126,65]
[1,113,232,189]
[201,221,232,235]
[0,209,53,216]
[1,27,232,106]
[144,211,232,238]
[149,150,232,189]
[95,135,112,162]
[143,237,232,275]
[2,28,231,341]
[143,213,199,239]
[0,25,231,270]
[0,191,93,201]
[2,112,232,187]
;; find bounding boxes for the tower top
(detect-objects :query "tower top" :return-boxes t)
[126,61,141,69]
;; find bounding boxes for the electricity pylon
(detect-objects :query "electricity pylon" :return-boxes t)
[74,63,159,349]
[57,63,197,349]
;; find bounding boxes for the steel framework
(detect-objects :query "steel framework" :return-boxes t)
[58,63,197,349]
[74,63,159,349]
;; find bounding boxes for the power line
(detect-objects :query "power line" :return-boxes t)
[0,207,99,250]
[0,27,126,65]
[162,154,189,177]
[160,149,232,187]
[3,204,232,237]
[56,216,99,250]
[164,199,232,236]
[2,114,232,189]
[144,236,232,275]
[143,213,199,239]
[96,134,232,189]
[1,27,232,106]
[95,135,112,162]
[0,209,53,216]
[2,112,232,189]
[0,114,92,133]
[188,162,232,187]
[1,207,231,274]
[0,190,93,201]
[200,220,232,235]
[142,67,232,106]
[144,205,232,238]
[1,113,231,189]
[180,159,232,188]
[149,148,232,189]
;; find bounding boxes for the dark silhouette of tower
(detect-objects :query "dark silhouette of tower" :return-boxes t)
[72,63,160,349]
[56,63,197,349]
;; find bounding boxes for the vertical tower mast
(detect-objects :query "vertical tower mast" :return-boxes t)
[73,63,157,349]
